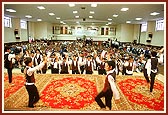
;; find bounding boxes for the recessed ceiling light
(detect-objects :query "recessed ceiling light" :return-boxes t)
[60,21,64,23]
[37,6,45,10]
[69,3,75,7]
[56,17,61,20]
[108,22,112,24]
[75,16,79,18]
[106,24,109,26]
[49,13,55,16]
[121,8,129,11]
[6,9,16,12]
[91,3,97,7]
[135,18,142,20]
[37,19,42,21]
[108,18,112,21]
[113,14,118,17]
[73,11,78,14]
[126,21,131,23]
[150,12,160,16]
[76,21,80,24]
[90,11,95,14]
[89,16,93,18]
[25,15,32,18]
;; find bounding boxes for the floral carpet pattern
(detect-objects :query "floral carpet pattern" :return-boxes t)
[40,77,98,109]
[3,73,164,111]
[4,74,25,98]
[117,76,164,111]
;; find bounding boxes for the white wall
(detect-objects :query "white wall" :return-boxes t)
[34,22,48,39]
[120,24,134,42]
[4,18,164,46]
[4,18,28,43]
[139,21,164,46]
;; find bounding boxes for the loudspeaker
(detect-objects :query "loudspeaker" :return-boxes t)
[14,30,18,35]
[83,18,86,21]
[148,33,153,38]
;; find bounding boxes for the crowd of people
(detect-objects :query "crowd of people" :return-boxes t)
[4,39,164,109]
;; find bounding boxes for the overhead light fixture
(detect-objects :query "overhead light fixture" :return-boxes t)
[108,18,112,21]
[135,18,142,20]
[37,6,45,10]
[60,21,64,23]
[6,9,16,12]
[90,11,95,14]
[108,22,112,24]
[25,15,32,18]
[126,21,131,23]
[69,3,75,7]
[76,21,80,24]
[75,16,79,18]
[56,17,61,20]
[121,8,129,11]
[106,24,109,26]
[49,13,55,16]
[89,16,93,18]
[113,14,118,17]
[73,11,78,14]
[150,12,160,16]
[91,3,97,7]
[37,19,42,21]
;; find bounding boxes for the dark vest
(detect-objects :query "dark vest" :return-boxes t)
[25,67,35,83]
[61,62,68,72]
[35,54,41,64]
[4,54,13,69]
[99,62,105,69]
[126,62,133,71]
[151,58,158,70]
[54,59,60,69]
[103,71,116,92]
[85,61,92,71]
[72,61,78,70]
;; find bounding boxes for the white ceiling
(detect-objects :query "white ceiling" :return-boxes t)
[4,2,165,26]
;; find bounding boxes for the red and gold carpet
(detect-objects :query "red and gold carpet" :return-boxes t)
[3,73,164,111]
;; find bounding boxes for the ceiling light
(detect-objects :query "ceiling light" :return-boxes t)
[90,11,95,14]
[135,18,142,20]
[6,9,16,12]
[25,15,32,18]
[63,23,66,25]
[37,6,45,10]
[89,16,93,18]
[106,24,109,26]
[108,22,112,24]
[108,18,112,21]
[113,14,118,17]
[69,3,75,7]
[56,17,61,20]
[126,21,131,23]
[76,21,80,24]
[150,12,160,16]
[49,13,55,16]
[121,8,129,11]
[91,3,97,7]
[73,11,78,14]
[37,19,42,21]
[60,21,64,23]
[75,16,79,18]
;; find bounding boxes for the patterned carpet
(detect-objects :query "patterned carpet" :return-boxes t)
[3,73,164,111]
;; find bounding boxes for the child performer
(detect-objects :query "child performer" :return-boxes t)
[24,57,47,108]
[95,60,120,110]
